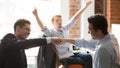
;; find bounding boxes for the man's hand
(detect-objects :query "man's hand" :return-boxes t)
[51,38,65,45]
[86,1,92,7]
[33,8,38,16]
[51,38,75,45]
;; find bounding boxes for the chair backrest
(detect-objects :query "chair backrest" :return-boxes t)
[37,34,56,68]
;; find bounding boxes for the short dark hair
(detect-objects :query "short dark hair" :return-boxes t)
[88,14,108,34]
[14,19,31,31]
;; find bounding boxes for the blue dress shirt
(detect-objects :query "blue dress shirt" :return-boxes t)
[42,19,76,59]
[74,34,120,68]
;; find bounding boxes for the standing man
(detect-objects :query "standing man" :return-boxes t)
[59,14,120,68]
[0,19,58,68]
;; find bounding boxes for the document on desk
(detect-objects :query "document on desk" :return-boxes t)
[111,24,120,44]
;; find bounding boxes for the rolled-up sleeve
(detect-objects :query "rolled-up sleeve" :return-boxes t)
[42,29,52,37]
[63,19,76,31]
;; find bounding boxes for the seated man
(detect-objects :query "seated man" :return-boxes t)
[33,1,92,68]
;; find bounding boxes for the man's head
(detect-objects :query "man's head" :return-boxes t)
[14,19,31,40]
[87,14,108,40]
[51,15,62,30]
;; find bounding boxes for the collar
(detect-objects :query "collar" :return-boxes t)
[53,27,63,32]
[97,33,110,45]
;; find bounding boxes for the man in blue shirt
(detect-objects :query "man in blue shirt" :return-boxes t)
[59,14,120,68]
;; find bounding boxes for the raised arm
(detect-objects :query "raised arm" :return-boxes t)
[33,8,46,31]
[70,1,92,21]
[63,1,92,31]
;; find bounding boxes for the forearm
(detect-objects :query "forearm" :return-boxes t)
[34,15,46,30]
[64,38,75,44]
[14,38,47,49]
[70,1,92,20]
[50,38,75,45]
[73,6,87,20]
[69,9,84,22]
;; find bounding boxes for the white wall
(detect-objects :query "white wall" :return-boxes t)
[0,0,62,39]
[60,0,69,38]
[80,0,95,39]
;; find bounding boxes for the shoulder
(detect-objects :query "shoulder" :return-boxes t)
[2,33,15,39]
[101,40,114,49]
[1,33,15,42]
[100,40,115,54]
